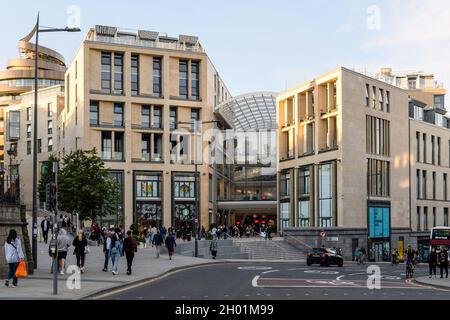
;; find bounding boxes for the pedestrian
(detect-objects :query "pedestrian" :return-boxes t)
[102,231,113,272]
[111,228,123,275]
[72,230,88,273]
[165,232,177,260]
[439,246,449,279]
[152,229,164,258]
[122,230,137,275]
[57,228,70,274]
[267,225,272,240]
[161,226,167,242]
[210,236,219,259]
[41,215,52,244]
[61,215,67,229]
[354,247,360,264]
[4,229,25,288]
[429,247,438,278]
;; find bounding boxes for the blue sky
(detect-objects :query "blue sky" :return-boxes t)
[1,0,449,99]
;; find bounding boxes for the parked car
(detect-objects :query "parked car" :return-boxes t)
[306,247,343,267]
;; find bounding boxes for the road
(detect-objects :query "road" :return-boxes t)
[97,262,450,300]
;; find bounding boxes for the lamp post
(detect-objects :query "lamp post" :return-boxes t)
[177,120,219,257]
[31,13,80,269]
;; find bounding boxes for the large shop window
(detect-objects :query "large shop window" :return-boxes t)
[280,171,291,198]
[298,166,311,227]
[136,174,162,198]
[368,159,390,197]
[319,162,334,227]
[280,202,291,229]
[174,176,196,198]
[135,173,162,226]
[369,207,390,238]
[102,171,124,227]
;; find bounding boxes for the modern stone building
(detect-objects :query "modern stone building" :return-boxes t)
[277,66,450,261]
[58,25,231,230]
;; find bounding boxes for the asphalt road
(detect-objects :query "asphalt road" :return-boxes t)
[98,262,450,300]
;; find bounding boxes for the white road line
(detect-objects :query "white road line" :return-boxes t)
[252,276,260,287]
[287,268,309,271]
[261,270,280,274]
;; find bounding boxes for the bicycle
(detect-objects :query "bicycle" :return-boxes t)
[405,259,415,279]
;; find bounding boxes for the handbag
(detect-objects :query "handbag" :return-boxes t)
[15,260,28,278]
[85,245,90,254]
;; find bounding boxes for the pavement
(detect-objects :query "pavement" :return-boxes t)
[0,240,219,300]
[101,261,450,300]
[415,274,450,289]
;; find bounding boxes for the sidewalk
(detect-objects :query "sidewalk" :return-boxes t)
[415,275,450,290]
[0,241,218,300]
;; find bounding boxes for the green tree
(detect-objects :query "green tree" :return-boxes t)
[58,149,119,221]
[38,154,59,204]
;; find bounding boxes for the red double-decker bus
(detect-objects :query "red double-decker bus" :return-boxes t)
[430,227,450,251]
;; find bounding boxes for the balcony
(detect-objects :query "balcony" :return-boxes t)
[101,151,124,161]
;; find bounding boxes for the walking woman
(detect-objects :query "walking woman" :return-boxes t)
[57,228,71,274]
[152,229,164,258]
[122,231,137,275]
[111,228,123,275]
[429,247,438,278]
[4,229,25,287]
[165,231,177,260]
[210,236,219,259]
[72,230,88,273]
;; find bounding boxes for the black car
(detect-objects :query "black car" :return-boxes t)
[306,247,343,267]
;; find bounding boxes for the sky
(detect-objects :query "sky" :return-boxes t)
[0,0,449,102]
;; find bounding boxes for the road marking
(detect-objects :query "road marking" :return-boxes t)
[204,295,209,298]
[138,297,143,299]
[181,296,186,298]
[261,270,280,274]
[160,296,165,299]
[305,270,339,275]
[238,266,272,271]
[286,293,291,296]
[287,268,309,271]
[245,294,250,297]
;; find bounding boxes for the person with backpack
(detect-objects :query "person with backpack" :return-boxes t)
[439,246,449,279]
[165,230,177,260]
[4,229,25,287]
[57,228,71,274]
[122,230,137,275]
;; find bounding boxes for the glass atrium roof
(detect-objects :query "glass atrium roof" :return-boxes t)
[215,92,277,130]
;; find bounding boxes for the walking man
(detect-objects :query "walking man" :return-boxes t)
[165,230,177,260]
[429,247,437,278]
[41,215,52,244]
[439,246,449,279]
[102,231,113,272]
[152,229,164,258]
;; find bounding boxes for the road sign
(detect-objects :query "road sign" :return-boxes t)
[320,231,326,238]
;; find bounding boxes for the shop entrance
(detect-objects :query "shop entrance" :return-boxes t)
[369,240,390,262]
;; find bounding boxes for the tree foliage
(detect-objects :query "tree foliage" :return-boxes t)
[57,149,119,221]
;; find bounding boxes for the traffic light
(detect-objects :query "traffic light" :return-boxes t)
[46,183,56,211]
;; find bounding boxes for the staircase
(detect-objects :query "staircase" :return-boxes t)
[232,237,305,260]
[173,239,249,260]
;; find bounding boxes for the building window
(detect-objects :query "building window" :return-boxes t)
[47,120,53,135]
[366,116,390,156]
[445,208,449,227]
[101,131,112,160]
[153,106,162,129]
[8,111,20,140]
[408,79,416,90]
[423,170,427,199]
[378,88,384,110]
[432,171,436,200]
[90,101,99,125]
[433,207,436,228]
[434,95,445,109]
[101,52,111,93]
[179,60,188,99]
[27,107,31,121]
[153,57,162,96]
[37,139,42,153]
[174,175,197,198]
[48,137,53,152]
[424,207,429,231]
[153,134,162,161]
[114,103,124,127]
[27,124,31,138]
[445,173,448,201]
[413,105,424,121]
[170,107,177,130]
[436,114,444,127]
[416,131,420,162]
[191,61,199,100]
[417,207,421,231]
[423,133,427,163]
[368,159,390,197]
[131,54,139,95]
[280,202,291,229]
[135,174,162,198]
[369,207,390,238]
[431,136,435,164]
[141,105,150,128]
[280,171,291,198]
[114,132,124,160]
[191,109,200,131]
[141,133,150,161]
[386,91,390,112]
[114,53,124,94]
[209,174,213,202]
[438,137,441,165]
[372,86,377,108]
[27,140,31,155]
[416,169,421,199]
[298,166,311,228]
[319,162,334,227]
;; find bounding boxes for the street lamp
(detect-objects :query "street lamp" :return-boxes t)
[32,13,80,269]
[176,120,219,257]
